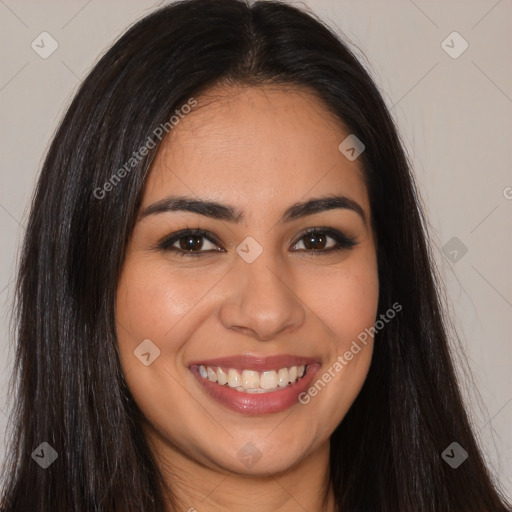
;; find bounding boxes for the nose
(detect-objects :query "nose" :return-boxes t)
[218,249,306,341]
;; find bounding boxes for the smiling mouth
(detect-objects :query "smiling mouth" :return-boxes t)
[189,356,321,414]
[197,364,309,394]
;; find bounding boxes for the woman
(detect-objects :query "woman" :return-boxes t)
[1,0,510,510]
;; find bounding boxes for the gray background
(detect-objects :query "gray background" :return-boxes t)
[0,0,511,499]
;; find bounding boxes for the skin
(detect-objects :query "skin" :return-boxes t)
[116,84,379,512]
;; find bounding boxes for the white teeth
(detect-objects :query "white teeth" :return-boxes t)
[235,386,274,394]
[277,368,289,388]
[241,370,259,390]
[198,364,308,393]
[207,367,217,383]
[227,368,241,388]
[216,367,228,385]
[260,370,277,390]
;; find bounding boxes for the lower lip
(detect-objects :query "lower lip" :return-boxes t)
[190,364,321,415]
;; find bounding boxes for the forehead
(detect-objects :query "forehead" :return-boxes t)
[143,85,369,217]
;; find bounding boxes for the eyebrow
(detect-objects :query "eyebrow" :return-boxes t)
[140,194,366,224]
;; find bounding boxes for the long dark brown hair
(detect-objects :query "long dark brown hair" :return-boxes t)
[1,1,510,510]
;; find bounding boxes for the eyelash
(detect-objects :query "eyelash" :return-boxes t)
[156,227,358,257]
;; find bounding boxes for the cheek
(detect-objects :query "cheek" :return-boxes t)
[116,258,215,344]
[331,255,379,380]
[115,256,233,396]
[115,261,184,383]
[302,250,379,350]
[114,259,205,427]
[332,268,379,346]
[296,251,378,425]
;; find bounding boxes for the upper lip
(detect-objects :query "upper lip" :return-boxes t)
[188,354,320,372]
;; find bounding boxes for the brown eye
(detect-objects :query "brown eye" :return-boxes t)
[178,235,205,252]
[158,229,223,257]
[302,231,328,250]
[292,228,357,254]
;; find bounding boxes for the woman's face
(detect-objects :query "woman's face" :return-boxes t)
[116,85,379,476]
